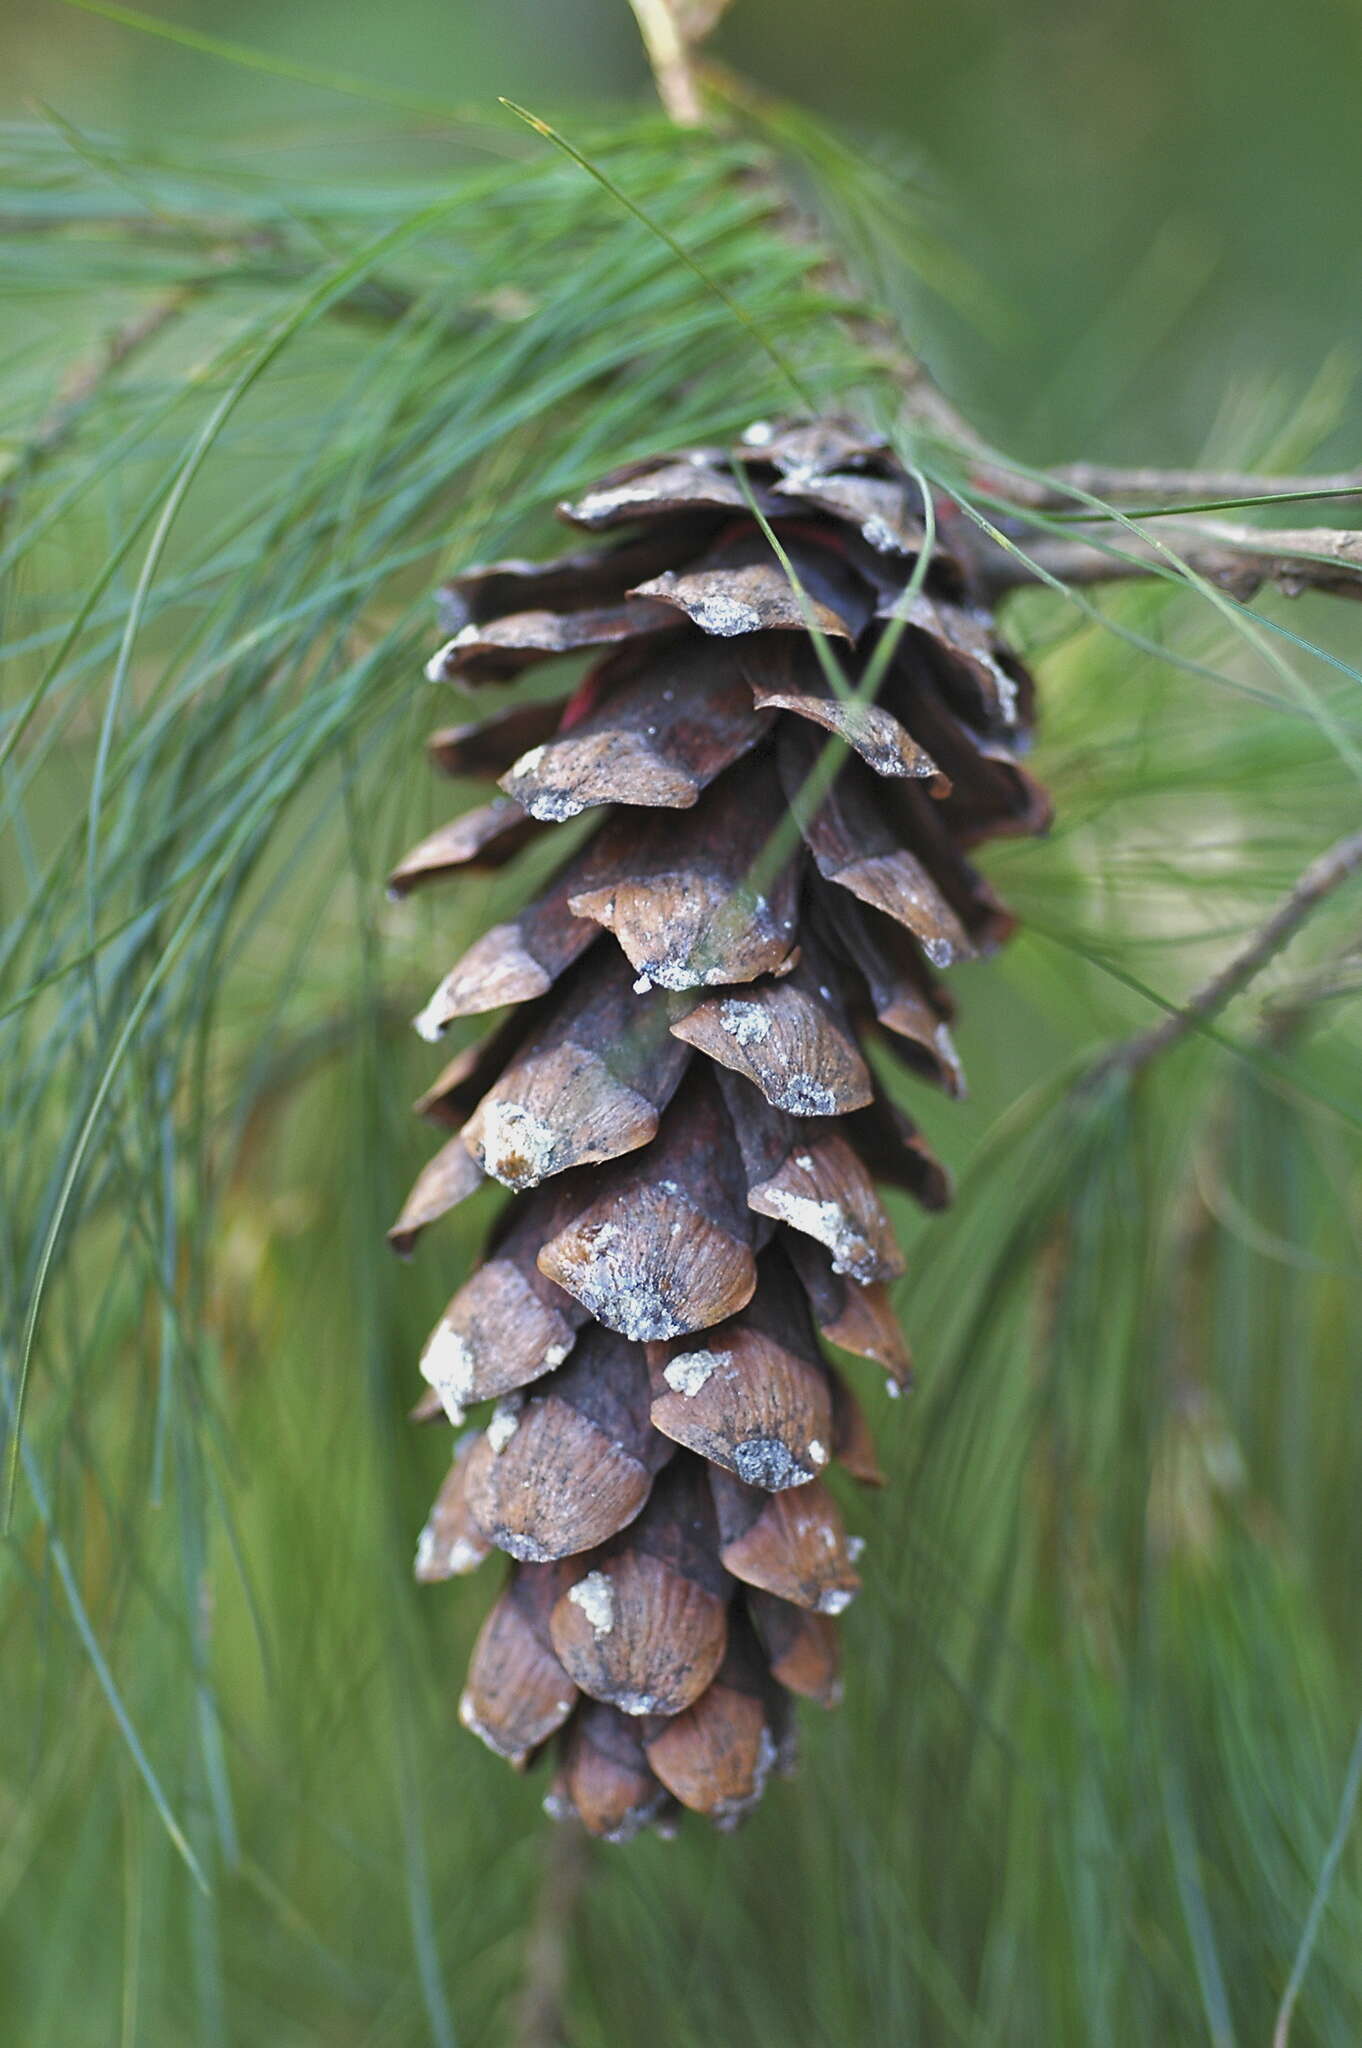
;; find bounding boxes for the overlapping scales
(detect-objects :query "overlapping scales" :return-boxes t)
[392,418,1048,1836]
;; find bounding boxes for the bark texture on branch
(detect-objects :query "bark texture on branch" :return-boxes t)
[978,519,1362,604]
[1097,826,1362,1080]
[978,461,1362,513]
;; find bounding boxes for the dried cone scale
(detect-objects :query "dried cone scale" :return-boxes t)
[394,418,1049,1840]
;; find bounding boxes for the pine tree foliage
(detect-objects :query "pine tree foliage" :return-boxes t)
[2,55,1362,2048]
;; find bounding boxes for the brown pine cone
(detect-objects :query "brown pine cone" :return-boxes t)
[391,417,1050,1841]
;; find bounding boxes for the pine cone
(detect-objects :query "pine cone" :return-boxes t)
[393,417,1050,1840]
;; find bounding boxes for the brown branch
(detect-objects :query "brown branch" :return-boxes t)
[627,0,734,126]
[979,460,1362,513]
[511,1820,593,2048]
[0,286,195,511]
[978,520,1362,603]
[1179,517,1362,591]
[1096,825,1362,1080]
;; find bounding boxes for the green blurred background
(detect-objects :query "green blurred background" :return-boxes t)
[4,3,1362,2046]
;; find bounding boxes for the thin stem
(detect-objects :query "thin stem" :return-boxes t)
[512,1822,593,2048]
[627,0,733,126]
[1099,825,1362,1078]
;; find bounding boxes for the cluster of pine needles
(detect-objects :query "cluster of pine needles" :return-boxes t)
[2,61,1362,2048]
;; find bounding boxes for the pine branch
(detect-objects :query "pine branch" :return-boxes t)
[977,519,1362,602]
[0,284,195,510]
[692,68,1362,607]
[1097,825,1362,1078]
[0,81,1357,2045]
[627,0,734,126]
[981,459,1362,512]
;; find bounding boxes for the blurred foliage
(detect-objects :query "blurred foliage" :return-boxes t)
[3,4,1362,2046]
